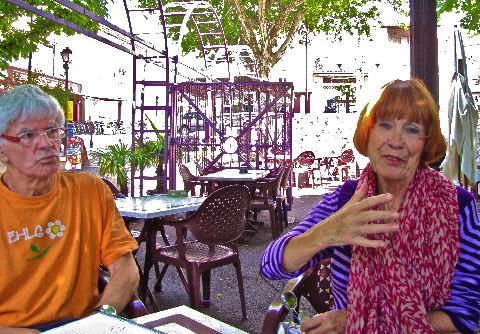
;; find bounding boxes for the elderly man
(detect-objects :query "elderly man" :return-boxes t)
[0,85,139,333]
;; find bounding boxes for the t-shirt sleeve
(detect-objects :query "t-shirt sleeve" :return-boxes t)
[97,180,138,266]
[440,190,480,334]
[260,187,340,279]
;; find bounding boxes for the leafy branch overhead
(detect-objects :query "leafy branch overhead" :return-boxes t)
[0,0,108,72]
[0,0,478,79]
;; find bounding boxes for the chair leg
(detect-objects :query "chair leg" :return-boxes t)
[201,270,211,307]
[154,264,169,292]
[269,208,278,239]
[233,260,247,320]
[282,200,288,228]
[186,265,202,310]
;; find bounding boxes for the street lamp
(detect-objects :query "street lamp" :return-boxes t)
[299,25,310,114]
[60,47,72,157]
[61,47,72,90]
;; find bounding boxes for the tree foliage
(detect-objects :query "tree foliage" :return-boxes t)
[437,0,480,34]
[0,0,108,73]
[0,0,479,79]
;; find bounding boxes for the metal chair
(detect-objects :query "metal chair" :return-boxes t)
[179,163,209,196]
[293,151,316,188]
[147,185,250,319]
[278,163,294,230]
[98,267,148,318]
[248,166,285,239]
[261,258,333,334]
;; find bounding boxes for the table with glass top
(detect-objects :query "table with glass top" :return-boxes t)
[115,194,205,219]
[198,168,270,183]
[115,194,205,302]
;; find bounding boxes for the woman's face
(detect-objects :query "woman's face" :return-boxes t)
[367,118,426,186]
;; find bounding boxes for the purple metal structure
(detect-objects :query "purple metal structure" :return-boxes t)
[5,0,293,195]
[123,0,171,196]
[168,81,294,189]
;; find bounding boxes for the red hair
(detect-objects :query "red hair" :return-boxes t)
[353,79,446,164]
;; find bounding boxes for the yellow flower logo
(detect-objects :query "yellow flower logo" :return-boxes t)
[45,220,65,239]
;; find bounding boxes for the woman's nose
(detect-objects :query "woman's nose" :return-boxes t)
[387,127,404,146]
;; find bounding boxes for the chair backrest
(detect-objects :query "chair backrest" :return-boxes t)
[179,164,198,181]
[296,258,333,313]
[280,163,293,190]
[273,166,285,196]
[101,177,125,198]
[261,258,332,334]
[295,151,315,166]
[338,149,355,166]
[187,185,249,245]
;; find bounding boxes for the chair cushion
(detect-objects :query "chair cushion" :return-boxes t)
[157,242,236,262]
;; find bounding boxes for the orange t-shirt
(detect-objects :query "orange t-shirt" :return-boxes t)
[0,172,138,327]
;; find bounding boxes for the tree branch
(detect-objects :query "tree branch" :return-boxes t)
[228,0,260,55]
[269,0,304,42]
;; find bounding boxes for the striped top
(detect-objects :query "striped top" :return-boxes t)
[260,180,480,334]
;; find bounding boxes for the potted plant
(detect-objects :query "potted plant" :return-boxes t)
[94,142,133,195]
[94,115,166,196]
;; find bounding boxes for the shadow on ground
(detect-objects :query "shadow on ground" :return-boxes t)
[133,194,324,333]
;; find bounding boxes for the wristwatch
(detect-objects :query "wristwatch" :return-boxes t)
[95,304,117,316]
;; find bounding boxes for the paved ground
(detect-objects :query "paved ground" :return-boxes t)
[132,186,331,333]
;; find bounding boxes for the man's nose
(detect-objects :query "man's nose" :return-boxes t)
[36,132,55,146]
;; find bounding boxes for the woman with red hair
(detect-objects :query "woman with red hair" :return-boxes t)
[261,79,480,333]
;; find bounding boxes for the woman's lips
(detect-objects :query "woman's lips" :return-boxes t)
[383,155,404,166]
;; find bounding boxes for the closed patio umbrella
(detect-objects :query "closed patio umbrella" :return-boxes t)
[442,28,479,188]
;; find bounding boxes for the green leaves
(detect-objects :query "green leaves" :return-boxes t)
[438,0,480,34]
[0,0,107,72]
[31,244,40,253]
[94,142,132,193]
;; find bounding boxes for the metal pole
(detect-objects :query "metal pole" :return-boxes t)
[305,28,308,114]
[63,62,69,156]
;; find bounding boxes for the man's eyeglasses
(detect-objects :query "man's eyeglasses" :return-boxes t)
[0,127,66,147]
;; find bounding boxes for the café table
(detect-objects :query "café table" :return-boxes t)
[42,305,247,334]
[115,194,205,304]
[135,305,248,334]
[198,168,270,184]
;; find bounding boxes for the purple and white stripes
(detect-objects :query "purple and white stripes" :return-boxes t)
[260,181,480,334]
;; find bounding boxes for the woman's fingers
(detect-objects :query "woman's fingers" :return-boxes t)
[346,182,368,204]
[300,310,347,334]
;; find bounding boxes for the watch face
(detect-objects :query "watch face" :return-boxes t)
[221,136,238,154]
[98,304,117,315]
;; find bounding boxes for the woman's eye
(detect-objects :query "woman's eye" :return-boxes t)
[377,121,392,130]
[405,125,420,135]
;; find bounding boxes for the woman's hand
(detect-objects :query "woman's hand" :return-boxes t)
[282,183,400,272]
[317,182,400,248]
[300,309,347,334]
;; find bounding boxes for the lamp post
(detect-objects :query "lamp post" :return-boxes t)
[60,47,72,156]
[299,25,311,114]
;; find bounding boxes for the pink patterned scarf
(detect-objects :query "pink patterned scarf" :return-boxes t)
[346,164,459,334]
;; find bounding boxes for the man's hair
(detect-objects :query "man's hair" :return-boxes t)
[353,78,446,164]
[0,84,64,135]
